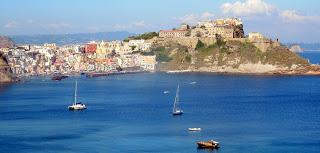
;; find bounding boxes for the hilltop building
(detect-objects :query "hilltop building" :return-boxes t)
[160,18,244,39]
[248,32,265,40]
[159,30,188,38]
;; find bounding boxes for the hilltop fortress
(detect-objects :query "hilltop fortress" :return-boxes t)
[155,18,280,53]
[141,18,320,75]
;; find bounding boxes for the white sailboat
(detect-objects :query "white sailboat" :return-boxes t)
[68,81,86,110]
[172,85,183,115]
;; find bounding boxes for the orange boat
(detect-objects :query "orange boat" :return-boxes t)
[197,140,220,149]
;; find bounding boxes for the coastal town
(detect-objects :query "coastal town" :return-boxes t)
[0,39,156,76]
[1,17,318,80]
[0,18,269,77]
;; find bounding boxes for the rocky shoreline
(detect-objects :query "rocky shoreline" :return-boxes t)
[165,64,320,76]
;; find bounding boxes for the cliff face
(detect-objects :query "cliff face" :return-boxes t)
[0,55,14,83]
[0,36,14,48]
[154,40,311,74]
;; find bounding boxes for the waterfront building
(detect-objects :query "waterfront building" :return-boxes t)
[128,40,152,52]
[139,55,156,71]
[85,41,97,53]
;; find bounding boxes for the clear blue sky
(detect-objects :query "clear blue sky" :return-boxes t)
[1,0,319,42]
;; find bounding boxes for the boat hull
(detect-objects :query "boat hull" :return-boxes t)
[68,107,86,110]
[172,111,183,115]
[197,141,220,149]
[68,104,86,110]
[188,128,201,131]
[52,75,68,81]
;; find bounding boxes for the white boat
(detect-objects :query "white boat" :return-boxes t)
[172,85,183,115]
[189,81,197,85]
[68,81,86,110]
[163,90,169,94]
[188,128,202,131]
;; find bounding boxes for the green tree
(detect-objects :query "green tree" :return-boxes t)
[185,55,191,63]
[195,40,205,50]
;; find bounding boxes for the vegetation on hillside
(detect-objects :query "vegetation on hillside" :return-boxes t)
[146,43,192,70]
[155,39,309,71]
[124,32,158,41]
[195,40,205,50]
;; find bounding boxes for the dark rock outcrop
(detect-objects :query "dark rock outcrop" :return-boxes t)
[0,54,15,83]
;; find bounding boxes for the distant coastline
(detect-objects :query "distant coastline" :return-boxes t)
[9,31,135,45]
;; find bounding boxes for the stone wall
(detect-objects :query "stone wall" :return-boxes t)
[226,38,281,52]
[155,37,216,49]
[155,36,281,52]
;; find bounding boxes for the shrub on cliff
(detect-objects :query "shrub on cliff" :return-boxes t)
[185,55,191,63]
[195,40,205,50]
[124,32,158,41]
[149,46,172,62]
[156,53,172,62]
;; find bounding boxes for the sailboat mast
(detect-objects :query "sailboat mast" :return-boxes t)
[74,81,77,104]
[176,85,179,105]
[173,85,179,111]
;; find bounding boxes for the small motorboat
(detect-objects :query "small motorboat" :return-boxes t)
[163,91,169,94]
[188,128,202,131]
[52,75,68,81]
[197,140,220,149]
[189,81,197,85]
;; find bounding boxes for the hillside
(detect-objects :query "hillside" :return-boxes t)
[153,39,313,74]
[0,36,15,48]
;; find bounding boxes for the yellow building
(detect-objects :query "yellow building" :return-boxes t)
[207,26,234,38]
[96,41,109,55]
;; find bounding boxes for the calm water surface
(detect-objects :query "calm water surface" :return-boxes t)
[0,73,319,153]
[299,51,320,64]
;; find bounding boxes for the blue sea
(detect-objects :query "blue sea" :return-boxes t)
[0,52,320,153]
[299,51,320,64]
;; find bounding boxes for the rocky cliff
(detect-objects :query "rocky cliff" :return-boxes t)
[153,39,317,75]
[0,54,14,83]
[0,36,15,83]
